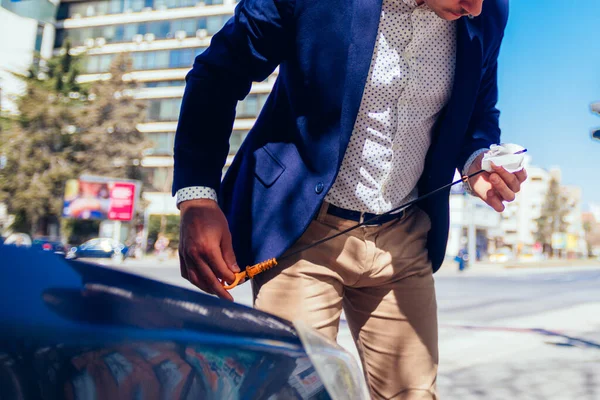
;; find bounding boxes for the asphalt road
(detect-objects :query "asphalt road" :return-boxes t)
[100,258,600,399]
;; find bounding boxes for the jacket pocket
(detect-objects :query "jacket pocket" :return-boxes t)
[253,146,286,187]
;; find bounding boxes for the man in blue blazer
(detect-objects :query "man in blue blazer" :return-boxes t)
[173,0,526,397]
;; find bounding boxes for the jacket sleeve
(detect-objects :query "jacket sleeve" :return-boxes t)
[456,33,505,172]
[172,0,296,195]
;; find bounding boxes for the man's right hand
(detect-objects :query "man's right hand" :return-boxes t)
[179,199,240,301]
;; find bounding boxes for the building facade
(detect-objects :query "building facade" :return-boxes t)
[54,0,275,216]
[0,0,59,113]
[499,158,586,258]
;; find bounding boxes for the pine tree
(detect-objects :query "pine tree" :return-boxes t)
[0,43,86,235]
[73,54,149,181]
[535,177,571,255]
[0,48,149,236]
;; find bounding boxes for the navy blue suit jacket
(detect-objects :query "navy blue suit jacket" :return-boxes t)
[173,0,509,273]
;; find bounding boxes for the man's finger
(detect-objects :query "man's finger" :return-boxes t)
[196,257,234,301]
[187,267,214,295]
[179,252,189,280]
[489,172,516,202]
[203,248,236,284]
[188,252,234,301]
[492,164,521,193]
[221,230,240,274]
[486,190,505,212]
[514,168,528,184]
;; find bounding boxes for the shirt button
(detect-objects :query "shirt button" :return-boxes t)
[315,182,324,194]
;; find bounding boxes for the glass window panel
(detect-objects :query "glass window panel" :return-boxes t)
[138,23,148,35]
[147,100,161,120]
[132,53,144,70]
[132,0,144,12]
[96,1,109,16]
[229,130,248,154]
[155,51,169,68]
[124,24,137,41]
[103,25,116,41]
[197,17,207,30]
[100,55,113,72]
[146,132,174,154]
[109,0,122,13]
[181,19,196,35]
[114,25,124,41]
[206,16,224,34]
[87,56,100,73]
[169,50,181,68]
[181,48,193,67]
[145,52,156,69]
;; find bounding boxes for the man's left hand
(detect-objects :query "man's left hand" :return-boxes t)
[467,152,528,212]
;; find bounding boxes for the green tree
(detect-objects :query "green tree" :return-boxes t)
[0,48,149,237]
[0,43,86,235]
[535,177,571,255]
[73,54,149,181]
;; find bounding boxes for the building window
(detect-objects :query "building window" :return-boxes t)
[147,98,182,121]
[59,15,229,47]
[142,167,173,192]
[84,48,205,74]
[229,131,249,154]
[236,94,269,118]
[142,80,185,88]
[146,132,175,155]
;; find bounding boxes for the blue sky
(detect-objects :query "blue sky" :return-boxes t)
[496,0,600,207]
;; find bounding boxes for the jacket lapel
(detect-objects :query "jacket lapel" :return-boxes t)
[338,0,383,164]
[438,16,484,140]
[421,16,484,190]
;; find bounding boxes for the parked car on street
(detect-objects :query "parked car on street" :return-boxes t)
[2,232,32,247]
[0,246,369,399]
[66,238,129,262]
[32,237,67,255]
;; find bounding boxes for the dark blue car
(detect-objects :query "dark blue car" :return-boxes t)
[66,238,130,261]
[0,246,369,399]
[32,237,67,255]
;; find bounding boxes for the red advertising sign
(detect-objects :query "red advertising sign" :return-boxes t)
[108,182,136,221]
[63,177,140,221]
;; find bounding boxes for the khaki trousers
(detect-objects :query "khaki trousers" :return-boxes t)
[253,203,438,400]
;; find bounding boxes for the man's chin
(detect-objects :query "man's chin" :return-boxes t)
[435,9,465,21]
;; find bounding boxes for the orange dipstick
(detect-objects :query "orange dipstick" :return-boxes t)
[222,258,278,290]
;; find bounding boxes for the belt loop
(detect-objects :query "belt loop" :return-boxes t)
[317,202,330,222]
[359,212,365,224]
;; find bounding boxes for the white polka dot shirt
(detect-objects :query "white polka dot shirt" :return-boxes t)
[325,0,457,213]
[177,0,481,211]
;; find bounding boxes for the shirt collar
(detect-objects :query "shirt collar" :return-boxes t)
[402,0,430,11]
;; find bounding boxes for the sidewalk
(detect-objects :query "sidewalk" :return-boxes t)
[436,259,600,277]
[437,302,600,399]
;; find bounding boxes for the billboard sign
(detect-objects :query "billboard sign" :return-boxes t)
[63,177,140,221]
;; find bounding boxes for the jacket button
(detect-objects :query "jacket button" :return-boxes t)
[315,182,324,194]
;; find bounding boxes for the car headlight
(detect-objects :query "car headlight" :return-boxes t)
[293,320,370,400]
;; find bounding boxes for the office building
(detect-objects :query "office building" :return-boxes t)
[0,0,59,113]
[54,0,276,216]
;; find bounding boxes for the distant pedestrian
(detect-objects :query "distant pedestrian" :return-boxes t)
[455,248,469,272]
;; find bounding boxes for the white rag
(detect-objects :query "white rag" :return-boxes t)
[481,143,526,173]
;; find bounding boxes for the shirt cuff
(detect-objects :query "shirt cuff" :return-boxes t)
[176,186,218,206]
[461,148,489,196]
